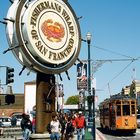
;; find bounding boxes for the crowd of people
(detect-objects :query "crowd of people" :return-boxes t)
[49,111,86,140]
[20,111,87,140]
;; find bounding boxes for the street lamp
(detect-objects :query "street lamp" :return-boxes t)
[86,32,96,140]
[86,32,92,44]
[86,32,92,119]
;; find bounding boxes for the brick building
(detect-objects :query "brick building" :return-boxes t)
[0,94,24,116]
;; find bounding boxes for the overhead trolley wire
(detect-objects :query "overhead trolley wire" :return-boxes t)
[108,60,134,84]
[92,45,140,92]
[93,45,134,59]
[90,44,140,95]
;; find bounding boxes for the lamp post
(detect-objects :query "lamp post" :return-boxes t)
[86,32,92,119]
[86,33,96,140]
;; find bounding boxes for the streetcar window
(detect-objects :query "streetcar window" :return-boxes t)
[123,105,130,116]
[122,101,129,105]
[104,108,109,116]
[131,105,135,114]
[117,105,121,116]
[131,101,135,104]
[116,101,121,104]
[99,109,103,116]
[137,114,140,119]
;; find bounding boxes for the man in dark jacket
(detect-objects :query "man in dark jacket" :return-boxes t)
[20,113,32,140]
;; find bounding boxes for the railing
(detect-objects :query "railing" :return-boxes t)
[0,127,22,138]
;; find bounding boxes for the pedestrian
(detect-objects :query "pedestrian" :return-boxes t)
[71,115,76,130]
[31,116,36,133]
[11,115,17,127]
[75,111,86,140]
[65,117,75,140]
[50,114,61,140]
[59,114,67,140]
[20,113,32,140]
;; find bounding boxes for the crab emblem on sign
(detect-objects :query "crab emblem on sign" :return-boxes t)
[41,19,65,42]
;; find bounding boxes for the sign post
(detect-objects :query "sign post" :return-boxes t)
[35,73,55,133]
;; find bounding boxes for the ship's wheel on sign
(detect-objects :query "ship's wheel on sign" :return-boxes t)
[5,0,81,74]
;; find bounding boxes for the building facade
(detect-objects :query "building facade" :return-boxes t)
[0,94,24,116]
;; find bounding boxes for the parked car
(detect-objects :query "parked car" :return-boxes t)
[11,113,23,126]
[0,116,11,127]
[137,114,140,128]
[11,112,32,126]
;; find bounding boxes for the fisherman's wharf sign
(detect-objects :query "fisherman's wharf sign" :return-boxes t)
[6,0,81,74]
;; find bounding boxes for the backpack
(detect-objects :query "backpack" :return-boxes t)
[66,122,74,133]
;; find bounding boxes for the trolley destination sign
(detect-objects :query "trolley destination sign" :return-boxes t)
[6,0,81,74]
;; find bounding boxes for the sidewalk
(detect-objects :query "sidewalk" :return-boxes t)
[84,127,106,140]
[0,129,106,140]
[29,129,106,140]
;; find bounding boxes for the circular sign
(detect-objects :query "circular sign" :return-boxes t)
[6,0,81,74]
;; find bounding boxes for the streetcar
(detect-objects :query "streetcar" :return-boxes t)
[99,94,137,133]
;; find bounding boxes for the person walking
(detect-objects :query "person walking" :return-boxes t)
[65,116,75,140]
[11,115,17,127]
[71,115,76,130]
[59,114,67,140]
[50,114,61,140]
[20,113,32,140]
[31,116,36,133]
[75,111,86,140]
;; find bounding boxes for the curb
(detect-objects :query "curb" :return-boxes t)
[96,129,106,140]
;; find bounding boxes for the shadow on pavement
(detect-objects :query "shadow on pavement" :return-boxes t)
[97,127,136,137]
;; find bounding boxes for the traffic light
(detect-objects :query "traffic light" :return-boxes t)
[6,67,14,84]
[5,94,15,104]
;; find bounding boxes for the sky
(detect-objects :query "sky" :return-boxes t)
[0,0,140,107]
